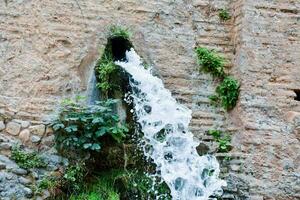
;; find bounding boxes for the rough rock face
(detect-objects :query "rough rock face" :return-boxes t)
[0,133,67,200]
[0,0,299,199]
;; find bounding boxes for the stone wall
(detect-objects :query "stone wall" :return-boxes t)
[0,0,299,199]
[230,1,300,199]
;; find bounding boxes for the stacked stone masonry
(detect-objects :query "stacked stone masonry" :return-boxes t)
[0,0,299,199]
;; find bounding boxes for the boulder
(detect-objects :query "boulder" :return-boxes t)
[19,129,31,143]
[12,119,30,128]
[31,135,41,143]
[6,122,21,136]
[29,124,46,136]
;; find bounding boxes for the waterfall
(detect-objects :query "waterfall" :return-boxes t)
[116,49,226,200]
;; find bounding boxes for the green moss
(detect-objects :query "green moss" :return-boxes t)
[195,47,225,78]
[219,9,231,21]
[11,146,46,169]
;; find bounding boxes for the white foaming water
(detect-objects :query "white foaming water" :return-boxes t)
[116,49,226,200]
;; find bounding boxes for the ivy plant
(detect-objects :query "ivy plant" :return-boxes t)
[195,47,225,78]
[210,76,240,110]
[52,98,129,153]
[208,130,231,153]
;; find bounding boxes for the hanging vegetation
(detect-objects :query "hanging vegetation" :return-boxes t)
[195,46,240,111]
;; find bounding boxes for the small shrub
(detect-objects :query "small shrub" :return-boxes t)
[63,162,87,193]
[11,146,46,169]
[208,130,231,153]
[219,9,231,21]
[36,176,60,195]
[69,169,122,200]
[109,25,131,40]
[96,54,117,97]
[52,98,128,153]
[195,47,225,78]
[35,162,87,197]
[212,76,240,110]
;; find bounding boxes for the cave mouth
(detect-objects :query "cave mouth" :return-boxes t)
[294,89,300,101]
[109,37,133,62]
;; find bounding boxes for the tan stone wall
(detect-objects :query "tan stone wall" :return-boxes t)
[231,0,300,199]
[0,0,299,199]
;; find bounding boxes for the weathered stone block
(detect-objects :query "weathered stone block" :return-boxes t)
[31,135,41,143]
[6,122,21,136]
[12,119,30,128]
[41,135,55,147]
[23,187,33,198]
[18,177,31,185]
[0,162,6,170]
[29,125,45,136]
[0,121,5,131]
[12,168,28,175]
[0,142,12,150]
[45,126,54,136]
[19,129,31,143]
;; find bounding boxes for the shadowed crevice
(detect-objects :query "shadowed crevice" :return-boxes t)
[110,37,133,61]
[294,90,300,101]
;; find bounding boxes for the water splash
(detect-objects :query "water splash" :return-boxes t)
[116,49,226,200]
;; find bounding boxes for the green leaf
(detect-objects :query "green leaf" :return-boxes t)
[111,127,118,134]
[111,115,119,121]
[92,117,104,124]
[52,98,129,153]
[83,143,92,149]
[122,126,129,133]
[66,117,80,121]
[65,125,78,133]
[53,123,65,131]
[85,133,93,138]
[91,143,101,151]
[95,128,107,137]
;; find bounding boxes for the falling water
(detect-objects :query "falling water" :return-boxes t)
[116,49,226,200]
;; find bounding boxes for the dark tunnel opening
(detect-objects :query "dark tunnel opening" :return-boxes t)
[110,37,133,61]
[294,90,300,101]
